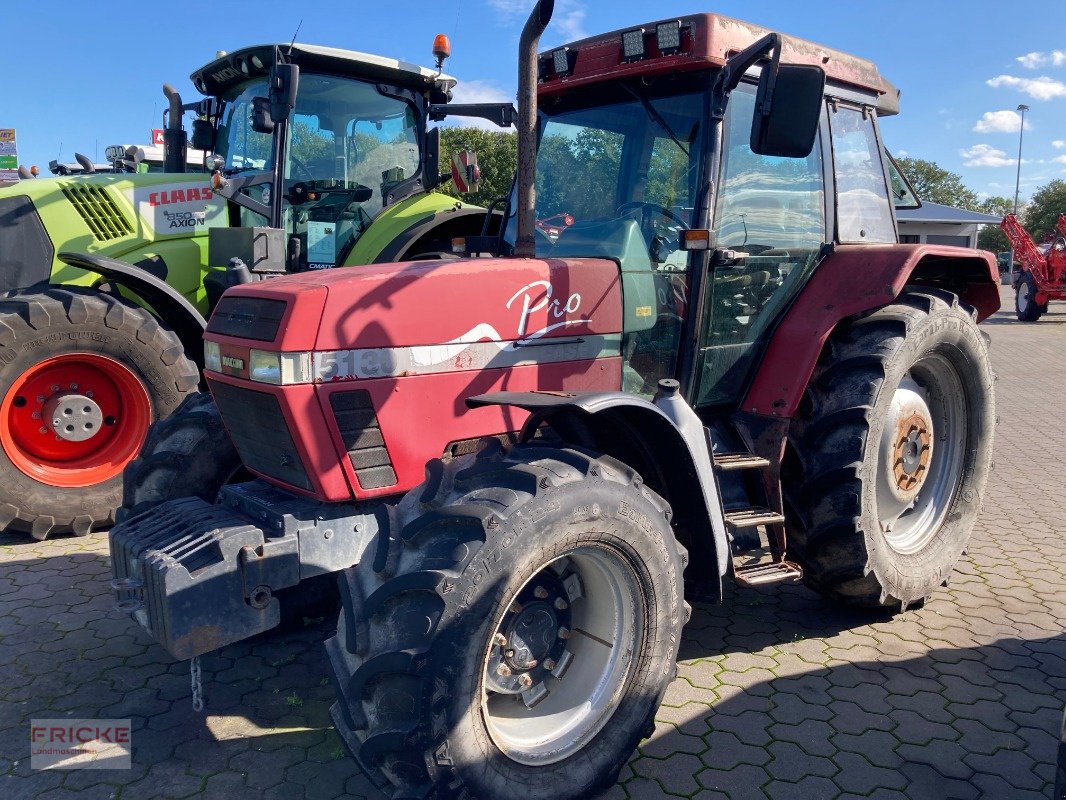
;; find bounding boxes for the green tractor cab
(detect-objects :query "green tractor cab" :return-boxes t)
[0,40,512,539]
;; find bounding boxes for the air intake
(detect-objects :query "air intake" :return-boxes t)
[329,390,397,490]
[61,185,134,241]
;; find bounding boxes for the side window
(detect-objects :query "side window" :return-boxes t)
[697,83,826,406]
[831,106,895,242]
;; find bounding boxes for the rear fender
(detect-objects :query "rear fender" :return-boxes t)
[743,243,999,418]
[469,390,728,602]
[57,251,207,369]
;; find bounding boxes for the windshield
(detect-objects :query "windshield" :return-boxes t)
[215,73,421,269]
[525,88,704,272]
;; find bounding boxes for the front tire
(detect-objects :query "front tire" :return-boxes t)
[119,391,242,521]
[784,288,994,608]
[326,442,687,800]
[1015,271,1044,321]
[0,286,198,538]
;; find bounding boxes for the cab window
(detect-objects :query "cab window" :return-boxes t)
[831,105,895,243]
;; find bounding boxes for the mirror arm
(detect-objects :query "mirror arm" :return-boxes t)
[428,103,518,128]
[711,32,780,120]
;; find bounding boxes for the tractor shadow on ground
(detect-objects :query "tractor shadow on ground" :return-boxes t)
[633,630,1066,799]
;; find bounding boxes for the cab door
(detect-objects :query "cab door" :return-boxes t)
[696,83,829,407]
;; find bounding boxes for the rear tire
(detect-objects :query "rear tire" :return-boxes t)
[1015,271,1044,321]
[326,442,687,800]
[0,286,198,538]
[783,288,994,608]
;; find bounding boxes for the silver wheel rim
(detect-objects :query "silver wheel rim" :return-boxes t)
[876,355,967,554]
[481,546,642,766]
[1018,281,1031,311]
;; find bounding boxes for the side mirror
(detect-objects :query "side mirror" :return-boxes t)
[190,118,216,152]
[450,150,480,195]
[750,63,826,158]
[269,63,299,125]
[252,97,274,134]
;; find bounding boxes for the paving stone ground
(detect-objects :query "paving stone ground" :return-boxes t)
[1,285,1064,799]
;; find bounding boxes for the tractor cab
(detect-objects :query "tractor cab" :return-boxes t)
[500,15,906,404]
[184,44,459,273]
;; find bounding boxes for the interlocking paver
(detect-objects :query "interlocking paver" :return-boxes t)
[0,285,1064,799]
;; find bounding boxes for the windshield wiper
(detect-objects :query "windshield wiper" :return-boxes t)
[623,85,689,157]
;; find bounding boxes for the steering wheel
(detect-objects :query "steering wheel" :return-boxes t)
[616,201,688,231]
[289,154,314,182]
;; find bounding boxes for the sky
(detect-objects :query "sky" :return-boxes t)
[4,0,1066,202]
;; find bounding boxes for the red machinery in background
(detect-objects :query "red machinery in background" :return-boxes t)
[1001,213,1066,321]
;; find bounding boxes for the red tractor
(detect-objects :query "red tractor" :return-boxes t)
[111,4,999,798]
[1001,212,1066,321]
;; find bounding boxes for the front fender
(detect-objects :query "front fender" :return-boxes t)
[469,390,729,602]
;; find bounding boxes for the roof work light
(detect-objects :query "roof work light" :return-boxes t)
[656,21,682,54]
[621,28,646,61]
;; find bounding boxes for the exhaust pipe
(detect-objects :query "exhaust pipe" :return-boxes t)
[514,0,554,258]
[162,84,188,174]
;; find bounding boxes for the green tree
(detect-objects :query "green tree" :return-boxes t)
[1022,179,1066,243]
[896,157,980,211]
[436,127,517,208]
[976,195,1012,253]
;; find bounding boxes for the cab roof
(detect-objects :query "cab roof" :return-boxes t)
[192,43,457,99]
[539,13,898,115]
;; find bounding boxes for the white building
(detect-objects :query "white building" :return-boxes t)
[896,201,1002,248]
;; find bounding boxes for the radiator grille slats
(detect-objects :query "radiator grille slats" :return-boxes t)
[61,185,133,241]
[210,381,312,491]
[330,390,397,490]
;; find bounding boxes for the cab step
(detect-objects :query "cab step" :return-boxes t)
[733,559,803,587]
[723,506,785,530]
[713,452,771,471]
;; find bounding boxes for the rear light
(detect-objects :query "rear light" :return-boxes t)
[656,20,682,55]
[248,349,313,385]
[621,28,646,61]
[204,341,222,372]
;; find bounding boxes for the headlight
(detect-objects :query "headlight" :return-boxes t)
[248,349,312,385]
[204,340,222,372]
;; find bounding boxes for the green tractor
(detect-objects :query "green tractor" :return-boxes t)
[0,41,509,539]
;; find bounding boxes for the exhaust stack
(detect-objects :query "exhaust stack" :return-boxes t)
[162,84,188,174]
[515,0,554,258]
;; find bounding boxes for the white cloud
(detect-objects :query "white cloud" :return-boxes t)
[973,110,1029,133]
[895,149,909,158]
[446,79,515,130]
[960,144,1018,167]
[1054,155,1066,164]
[1016,50,1066,69]
[488,0,587,40]
[987,74,1066,100]
[1053,140,1066,149]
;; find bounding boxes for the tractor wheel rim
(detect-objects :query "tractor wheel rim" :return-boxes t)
[0,354,152,488]
[1018,281,1030,310]
[481,546,642,766]
[876,359,967,554]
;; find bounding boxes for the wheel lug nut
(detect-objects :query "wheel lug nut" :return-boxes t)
[518,674,533,689]
[494,633,507,647]
[510,601,523,614]
[534,586,548,599]
[558,627,570,640]
[554,598,568,610]
[505,649,515,659]
[544,658,556,671]
[497,664,512,677]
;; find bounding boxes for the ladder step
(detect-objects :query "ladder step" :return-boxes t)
[733,560,803,587]
[724,506,785,530]
[713,452,771,471]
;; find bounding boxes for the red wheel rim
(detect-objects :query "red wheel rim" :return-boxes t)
[0,354,152,488]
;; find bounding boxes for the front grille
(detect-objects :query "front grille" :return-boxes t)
[207,295,288,342]
[210,380,312,490]
[61,185,133,241]
[329,390,397,490]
